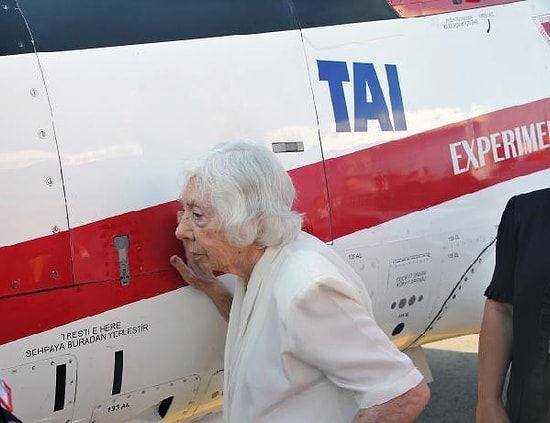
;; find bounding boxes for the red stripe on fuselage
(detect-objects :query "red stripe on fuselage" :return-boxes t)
[388,0,520,18]
[324,98,550,239]
[1,98,549,345]
[1,202,187,345]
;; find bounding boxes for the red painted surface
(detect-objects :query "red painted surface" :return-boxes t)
[0,232,73,297]
[1,99,549,345]
[387,0,520,18]
[1,272,184,346]
[70,202,184,283]
[1,201,187,345]
[325,98,550,239]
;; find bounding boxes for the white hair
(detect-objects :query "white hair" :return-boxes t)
[183,141,303,247]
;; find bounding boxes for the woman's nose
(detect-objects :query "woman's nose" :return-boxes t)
[175,212,194,241]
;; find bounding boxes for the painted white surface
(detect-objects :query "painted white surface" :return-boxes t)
[37,31,323,229]
[334,169,550,348]
[0,54,68,245]
[0,283,230,423]
[303,1,550,158]
[1,1,549,422]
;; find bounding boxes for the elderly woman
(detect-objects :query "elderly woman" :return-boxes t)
[170,141,430,423]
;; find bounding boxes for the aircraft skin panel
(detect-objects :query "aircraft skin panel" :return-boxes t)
[0,0,549,422]
[304,1,550,159]
[322,98,550,239]
[334,169,550,348]
[0,53,69,246]
[36,31,327,230]
[0,283,231,423]
[0,52,73,297]
[1,99,549,345]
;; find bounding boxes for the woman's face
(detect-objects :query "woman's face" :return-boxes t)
[175,179,240,274]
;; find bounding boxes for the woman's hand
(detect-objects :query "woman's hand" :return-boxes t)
[170,253,217,292]
[170,253,232,321]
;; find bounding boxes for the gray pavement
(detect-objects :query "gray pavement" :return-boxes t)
[418,334,479,423]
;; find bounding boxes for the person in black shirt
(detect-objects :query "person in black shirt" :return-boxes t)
[476,188,550,423]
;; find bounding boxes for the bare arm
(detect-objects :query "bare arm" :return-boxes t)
[352,380,430,423]
[170,254,232,321]
[476,299,513,423]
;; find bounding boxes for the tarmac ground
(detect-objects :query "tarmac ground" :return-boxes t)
[418,334,479,422]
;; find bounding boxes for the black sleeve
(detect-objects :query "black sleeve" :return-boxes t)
[484,196,517,304]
